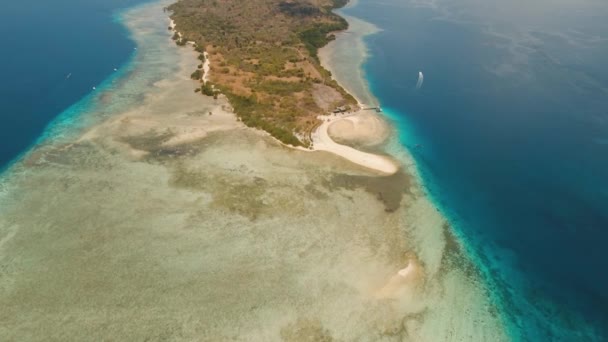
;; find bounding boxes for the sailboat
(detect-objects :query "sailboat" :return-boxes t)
[416,71,424,89]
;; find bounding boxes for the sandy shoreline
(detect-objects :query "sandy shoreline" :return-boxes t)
[311,111,397,174]
[77,17,240,159]
[307,9,400,175]
[202,51,210,83]
[171,5,396,175]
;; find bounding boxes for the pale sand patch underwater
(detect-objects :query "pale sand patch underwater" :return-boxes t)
[317,3,511,340]
[0,1,507,340]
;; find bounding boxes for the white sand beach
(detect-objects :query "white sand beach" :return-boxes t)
[311,111,398,174]
[327,110,389,146]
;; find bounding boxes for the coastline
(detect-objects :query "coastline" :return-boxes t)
[316,1,513,339]
[166,1,397,175]
[308,5,403,175]
[1,0,605,339]
[319,4,521,339]
[319,0,608,339]
[0,0,507,340]
[311,112,397,174]
[318,10,381,107]
[346,5,607,339]
[168,22,399,175]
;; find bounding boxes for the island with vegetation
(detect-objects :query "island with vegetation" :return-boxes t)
[168,0,357,146]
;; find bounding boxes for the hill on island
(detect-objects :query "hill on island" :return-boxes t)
[168,0,357,146]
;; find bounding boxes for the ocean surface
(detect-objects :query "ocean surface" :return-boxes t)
[2,0,607,339]
[341,0,608,340]
[1,1,507,339]
[0,0,150,171]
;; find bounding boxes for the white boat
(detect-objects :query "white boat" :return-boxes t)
[416,71,424,89]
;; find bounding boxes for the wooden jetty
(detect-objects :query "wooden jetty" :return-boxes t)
[361,106,382,113]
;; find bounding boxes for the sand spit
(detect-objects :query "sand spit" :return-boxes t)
[311,111,398,175]
[0,1,507,340]
[311,12,395,175]
[328,110,390,146]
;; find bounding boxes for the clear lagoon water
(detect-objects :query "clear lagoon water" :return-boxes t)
[0,2,506,338]
[2,0,607,339]
[342,0,608,340]
[0,0,150,171]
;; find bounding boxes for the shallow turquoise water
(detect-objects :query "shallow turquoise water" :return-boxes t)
[0,0,152,171]
[3,0,607,339]
[342,0,608,339]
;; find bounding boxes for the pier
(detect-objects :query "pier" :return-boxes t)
[361,106,382,113]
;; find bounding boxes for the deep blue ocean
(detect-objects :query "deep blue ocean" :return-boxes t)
[344,0,608,340]
[0,0,149,171]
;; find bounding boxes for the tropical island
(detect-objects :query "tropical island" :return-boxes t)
[0,0,513,339]
[168,0,357,147]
